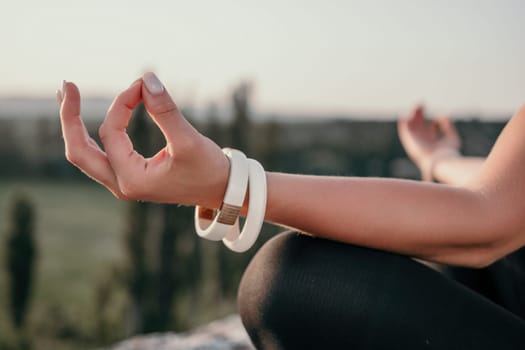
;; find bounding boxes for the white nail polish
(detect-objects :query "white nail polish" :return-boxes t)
[56,89,63,105]
[143,72,165,95]
[62,80,67,99]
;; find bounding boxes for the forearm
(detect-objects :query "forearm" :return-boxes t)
[261,107,525,268]
[263,172,500,267]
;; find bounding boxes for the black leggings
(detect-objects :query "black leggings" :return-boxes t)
[238,232,525,349]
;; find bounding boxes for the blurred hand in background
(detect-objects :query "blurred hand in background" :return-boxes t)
[397,105,461,180]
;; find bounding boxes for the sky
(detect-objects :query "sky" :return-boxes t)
[0,0,523,117]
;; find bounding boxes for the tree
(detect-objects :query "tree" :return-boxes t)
[121,102,154,335]
[217,81,255,298]
[122,200,150,335]
[230,81,253,152]
[120,102,192,333]
[5,192,37,330]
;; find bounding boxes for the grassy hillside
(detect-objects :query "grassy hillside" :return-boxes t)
[0,180,125,347]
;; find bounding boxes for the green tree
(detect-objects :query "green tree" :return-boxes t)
[122,201,150,334]
[205,102,226,146]
[5,193,37,330]
[121,102,154,335]
[230,81,252,152]
[216,81,255,298]
[120,102,193,333]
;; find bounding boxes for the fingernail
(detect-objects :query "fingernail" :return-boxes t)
[62,80,67,98]
[56,89,63,105]
[143,72,164,95]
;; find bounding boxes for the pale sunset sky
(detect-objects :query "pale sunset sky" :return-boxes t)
[0,0,523,117]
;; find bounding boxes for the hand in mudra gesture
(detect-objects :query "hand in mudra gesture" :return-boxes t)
[58,72,229,208]
[397,105,461,167]
[397,105,461,179]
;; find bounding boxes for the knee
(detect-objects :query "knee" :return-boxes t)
[237,231,302,349]
[237,231,428,348]
[238,231,371,348]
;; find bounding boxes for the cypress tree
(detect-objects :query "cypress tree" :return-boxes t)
[5,193,37,329]
[217,82,254,297]
[122,102,153,334]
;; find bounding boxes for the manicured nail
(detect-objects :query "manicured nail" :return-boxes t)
[143,72,164,95]
[62,80,67,98]
[56,89,63,105]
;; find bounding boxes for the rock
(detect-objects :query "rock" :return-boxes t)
[105,314,255,350]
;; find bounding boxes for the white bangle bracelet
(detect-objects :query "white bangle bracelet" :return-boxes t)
[223,158,267,253]
[194,148,249,241]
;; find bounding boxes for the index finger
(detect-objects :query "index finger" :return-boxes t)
[99,79,146,174]
[59,82,123,196]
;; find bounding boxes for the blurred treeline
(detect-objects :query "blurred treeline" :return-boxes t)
[0,82,507,350]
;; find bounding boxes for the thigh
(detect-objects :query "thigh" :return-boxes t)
[238,232,525,350]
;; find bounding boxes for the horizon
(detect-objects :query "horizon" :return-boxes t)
[0,95,515,122]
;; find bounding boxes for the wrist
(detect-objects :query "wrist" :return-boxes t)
[420,148,461,182]
[194,148,250,241]
[198,153,231,209]
[193,149,267,253]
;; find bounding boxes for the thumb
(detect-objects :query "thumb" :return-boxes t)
[141,72,196,148]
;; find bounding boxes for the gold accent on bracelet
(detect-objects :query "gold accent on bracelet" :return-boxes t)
[217,203,242,225]
[199,207,216,221]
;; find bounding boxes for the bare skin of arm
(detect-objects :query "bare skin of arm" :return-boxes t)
[58,74,525,268]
